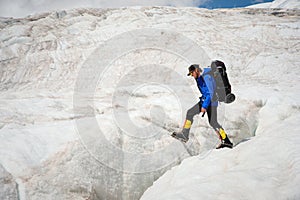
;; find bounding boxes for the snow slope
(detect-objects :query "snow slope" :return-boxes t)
[142,114,300,199]
[0,5,300,200]
[248,0,300,8]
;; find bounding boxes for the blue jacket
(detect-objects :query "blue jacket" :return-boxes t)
[196,68,218,109]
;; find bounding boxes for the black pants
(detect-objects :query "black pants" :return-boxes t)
[186,102,222,131]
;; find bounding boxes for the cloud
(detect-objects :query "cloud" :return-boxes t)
[0,0,210,18]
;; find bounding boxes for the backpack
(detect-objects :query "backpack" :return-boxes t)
[208,60,235,104]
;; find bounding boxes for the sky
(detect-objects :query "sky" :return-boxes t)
[202,0,273,9]
[0,0,274,18]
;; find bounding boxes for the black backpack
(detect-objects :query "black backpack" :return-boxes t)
[208,60,235,104]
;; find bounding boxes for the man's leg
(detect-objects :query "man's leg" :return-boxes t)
[207,106,233,148]
[207,106,222,136]
[172,102,201,142]
[207,106,221,130]
[184,102,202,133]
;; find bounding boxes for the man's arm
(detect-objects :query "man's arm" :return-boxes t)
[202,74,215,109]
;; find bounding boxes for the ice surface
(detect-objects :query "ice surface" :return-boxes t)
[0,164,18,200]
[0,4,299,200]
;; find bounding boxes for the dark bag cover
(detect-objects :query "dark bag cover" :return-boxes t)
[210,60,235,103]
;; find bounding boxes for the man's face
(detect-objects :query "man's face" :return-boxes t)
[190,69,200,78]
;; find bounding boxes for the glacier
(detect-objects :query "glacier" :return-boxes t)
[0,2,300,200]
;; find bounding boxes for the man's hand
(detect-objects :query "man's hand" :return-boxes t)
[201,107,206,117]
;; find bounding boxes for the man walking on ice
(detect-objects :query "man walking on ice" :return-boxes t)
[172,64,233,149]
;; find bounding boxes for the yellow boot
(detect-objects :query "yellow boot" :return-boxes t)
[171,120,191,143]
[216,128,233,149]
